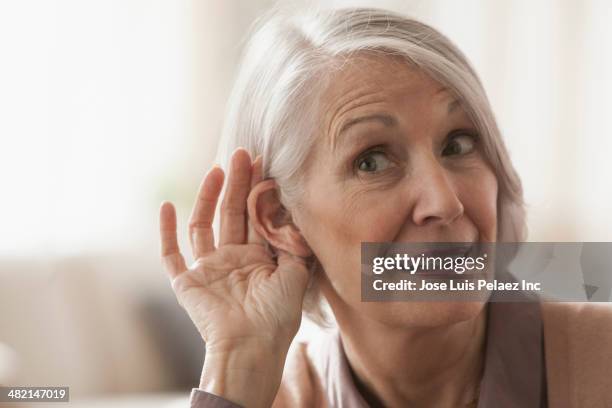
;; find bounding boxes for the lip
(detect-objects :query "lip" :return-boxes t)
[382,241,476,260]
[380,241,485,277]
[417,243,475,259]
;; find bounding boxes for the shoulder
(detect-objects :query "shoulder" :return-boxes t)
[541,302,612,342]
[540,302,612,407]
[540,302,612,363]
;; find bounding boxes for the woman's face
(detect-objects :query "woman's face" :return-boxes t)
[293,54,498,327]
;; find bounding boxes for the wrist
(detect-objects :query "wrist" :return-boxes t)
[200,339,290,408]
[205,334,293,356]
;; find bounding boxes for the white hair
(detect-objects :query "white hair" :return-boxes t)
[213,6,526,326]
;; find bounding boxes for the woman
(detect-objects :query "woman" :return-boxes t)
[159,7,612,407]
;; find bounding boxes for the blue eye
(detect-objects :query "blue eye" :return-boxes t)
[356,151,391,173]
[443,133,477,156]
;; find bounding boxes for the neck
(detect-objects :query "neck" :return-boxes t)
[330,300,488,407]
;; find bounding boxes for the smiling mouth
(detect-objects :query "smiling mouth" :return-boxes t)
[383,242,475,259]
[417,243,475,259]
[379,241,488,278]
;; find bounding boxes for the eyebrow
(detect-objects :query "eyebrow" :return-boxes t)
[447,99,461,114]
[338,113,397,137]
[437,85,461,114]
[334,99,462,147]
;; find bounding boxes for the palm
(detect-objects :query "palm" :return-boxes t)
[176,244,307,343]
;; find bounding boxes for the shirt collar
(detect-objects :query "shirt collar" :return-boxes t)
[327,298,546,407]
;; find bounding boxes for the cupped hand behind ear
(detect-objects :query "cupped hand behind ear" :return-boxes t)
[159,149,311,354]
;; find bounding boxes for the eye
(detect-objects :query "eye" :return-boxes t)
[442,132,477,156]
[355,151,391,173]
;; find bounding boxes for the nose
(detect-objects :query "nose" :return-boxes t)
[410,156,464,227]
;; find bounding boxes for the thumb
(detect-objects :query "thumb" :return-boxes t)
[276,249,311,294]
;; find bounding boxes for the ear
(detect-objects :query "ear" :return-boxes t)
[247,179,312,258]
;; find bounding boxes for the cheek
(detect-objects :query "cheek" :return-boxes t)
[301,180,404,247]
[458,168,498,241]
[296,179,408,298]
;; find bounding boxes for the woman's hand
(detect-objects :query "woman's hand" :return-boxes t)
[159,148,310,407]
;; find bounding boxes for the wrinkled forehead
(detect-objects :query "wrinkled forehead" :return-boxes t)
[322,53,432,100]
[318,53,459,147]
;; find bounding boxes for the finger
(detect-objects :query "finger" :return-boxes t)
[247,155,266,245]
[189,165,225,259]
[250,155,263,188]
[219,148,252,246]
[159,201,188,278]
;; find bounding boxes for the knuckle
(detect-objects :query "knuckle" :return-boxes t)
[188,220,212,230]
[220,203,244,216]
[198,194,218,205]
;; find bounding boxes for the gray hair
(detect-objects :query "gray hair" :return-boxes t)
[213,6,526,326]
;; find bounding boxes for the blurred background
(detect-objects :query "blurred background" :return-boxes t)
[0,0,610,406]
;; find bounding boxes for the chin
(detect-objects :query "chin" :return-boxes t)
[366,300,487,329]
